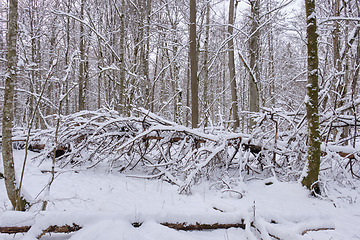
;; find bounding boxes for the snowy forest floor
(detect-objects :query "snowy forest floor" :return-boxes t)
[1,150,360,240]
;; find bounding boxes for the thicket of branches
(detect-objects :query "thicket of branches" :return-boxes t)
[17,107,356,196]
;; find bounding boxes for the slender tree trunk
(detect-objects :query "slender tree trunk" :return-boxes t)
[78,0,86,111]
[249,0,260,128]
[143,0,151,109]
[352,6,360,148]
[333,0,340,75]
[190,0,198,128]
[2,0,28,211]
[186,55,190,127]
[228,0,240,131]
[64,0,71,115]
[203,0,210,127]
[302,0,321,194]
[119,0,126,114]
[267,0,275,106]
[331,0,345,142]
[339,1,349,143]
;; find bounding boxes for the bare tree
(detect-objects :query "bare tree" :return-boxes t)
[249,0,260,128]
[190,0,198,128]
[228,0,240,131]
[302,0,321,193]
[78,0,86,111]
[202,0,210,127]
[2,0,28,211]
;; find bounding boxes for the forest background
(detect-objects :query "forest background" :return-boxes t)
[0,0,359,220]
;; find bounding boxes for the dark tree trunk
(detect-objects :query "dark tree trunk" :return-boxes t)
[249,0,260,128]
[190,0,198,128]
[302,0,321,193]
[78,0,86,111]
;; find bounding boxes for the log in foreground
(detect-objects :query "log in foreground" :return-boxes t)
[0,221,245,237]
[0,224,81,239]
[37,224,82,239]
[1,221,334,239]
[161,222,246,231]
[0,226,31,234]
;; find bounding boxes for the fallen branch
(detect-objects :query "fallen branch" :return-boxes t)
[1,221,335,238]
[301,227,335,235]
[245,142,357,160]
[143,135,207,144]
[1,221,245,236]
[161,221,245,231]
[36,224,82,239]
[0,224,81,238]
[0,226,31,234]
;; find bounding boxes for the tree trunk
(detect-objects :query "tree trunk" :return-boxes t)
[302,0,321,194]
[202,0,210,128]
[116,0,126,115]
[64,0,71,115]
[249,0,260,128]
[228,0,240,131]
[78,0,86,111]
[267,0,275,107]
[2,0,28,211]
[190,0,198,128]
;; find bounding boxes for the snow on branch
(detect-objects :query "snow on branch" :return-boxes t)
[27,108,359,194]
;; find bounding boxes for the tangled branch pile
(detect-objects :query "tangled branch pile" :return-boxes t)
[28,108,359,194]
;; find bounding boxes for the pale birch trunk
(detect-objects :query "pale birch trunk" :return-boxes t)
[2,0,28,211]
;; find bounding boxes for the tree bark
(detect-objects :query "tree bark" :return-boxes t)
[161,222,245,231]
[190,0,198,128]
[302,0,321,193]
[203,0,210,128]
[249,0,260,128]
[78,0,86,111]
[228,0,240,131]
[2,0,28,211]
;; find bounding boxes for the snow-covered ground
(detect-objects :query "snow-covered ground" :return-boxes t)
[1,150,360,239]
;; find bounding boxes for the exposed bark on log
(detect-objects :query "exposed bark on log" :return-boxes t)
[0,221,335,238]
[1,222,245,235]
[301,227,335,235]
[0,226,31,234]
[36,224,82,239]
[0,224,81,238]
[160,221,246,231]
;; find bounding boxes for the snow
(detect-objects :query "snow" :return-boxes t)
[1,150,360,239]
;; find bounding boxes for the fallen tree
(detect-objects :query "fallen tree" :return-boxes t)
[160,221,245,230]
[0,224,81,239]
[0,221,246,237]
[21,107,359,195]
[0,219,335,240]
